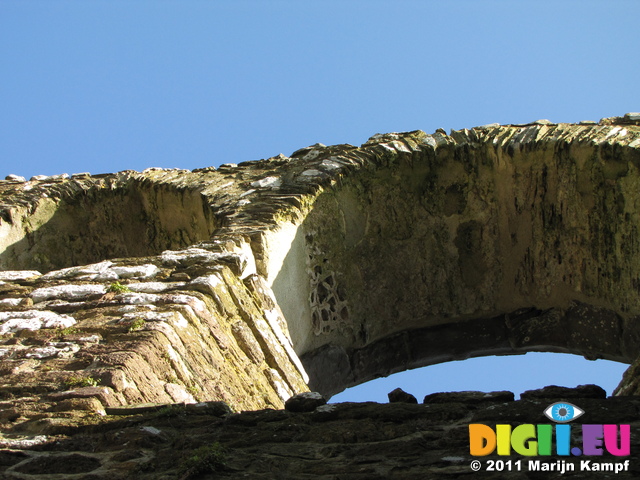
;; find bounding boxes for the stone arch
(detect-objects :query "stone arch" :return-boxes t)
[263,122,640,397]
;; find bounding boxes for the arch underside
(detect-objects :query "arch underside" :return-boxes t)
[302,303,637,397]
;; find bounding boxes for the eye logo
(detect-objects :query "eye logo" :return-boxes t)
[543,402,584,423]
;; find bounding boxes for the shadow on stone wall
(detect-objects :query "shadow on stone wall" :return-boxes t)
[0,180,216,273]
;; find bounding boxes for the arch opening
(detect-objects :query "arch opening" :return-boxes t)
[0,181,216,273]
[331,352,630,403]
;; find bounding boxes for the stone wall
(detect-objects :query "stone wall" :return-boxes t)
[1,113,640,440]
[3,385,639,479]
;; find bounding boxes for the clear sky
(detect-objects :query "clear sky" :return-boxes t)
[1,1,637,401]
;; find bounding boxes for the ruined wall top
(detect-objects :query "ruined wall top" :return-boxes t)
[3,114,640,244]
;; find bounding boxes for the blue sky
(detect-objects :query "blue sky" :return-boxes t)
[2,1,636,400]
